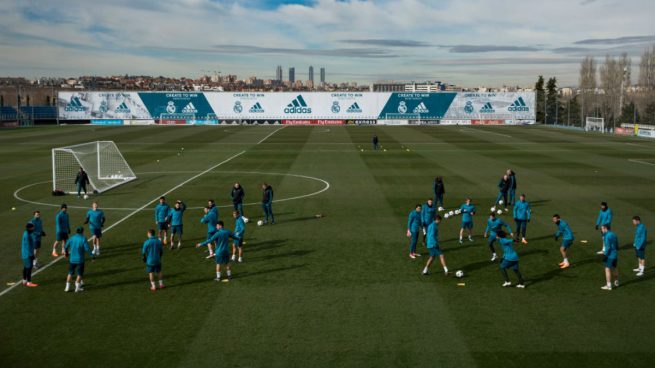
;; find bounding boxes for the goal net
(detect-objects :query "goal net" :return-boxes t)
[159,113,195,124]
[52,141,137,194]
[585,117,605,133]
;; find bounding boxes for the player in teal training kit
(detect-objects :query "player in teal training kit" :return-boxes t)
[600,225,619,290]
[422,215,448,276]
[169,200,186,249]
[595,202,613,254]
[262,183,275,225]
[21,223,38,287]
[231,211,246,263]
[197,221,236,281]
[552,214,575,269]
[632,216,647,277]
[497,230,525,288]
[52,204,70,257]
[421,199,437,245]
[484,213,513,262]
[513,194,531,244]
[155,196,171,246]
[407,204,422,259]
[142,229,164,291]
[200,205,218,258]
[64,226,94,293]
[84,202,105,256]
[459,198,476,244]
[28,210,46,268]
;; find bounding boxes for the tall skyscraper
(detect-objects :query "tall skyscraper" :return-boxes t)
[288,67,295,83]
[320,67,326,84]
[309,66,314,83]
[276,66,283,82]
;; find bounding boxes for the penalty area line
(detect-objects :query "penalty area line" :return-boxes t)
[0,150,246,299]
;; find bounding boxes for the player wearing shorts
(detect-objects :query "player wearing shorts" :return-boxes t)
[155,196,171,245]
[484,213,513,262]
[632,216,647,277]
[84,202,105,256]
[142,229,164,291]
[197,221,235,281]
[64,226,94,293]
[52,204,70,257]
[497,230,525,288]
[407,204,422,259]
[231,211,246,263]
[169,200,186,249]
[600,225,619,290]
[422,215,448,276]
[459,198,476,244]
[553,214,575,269]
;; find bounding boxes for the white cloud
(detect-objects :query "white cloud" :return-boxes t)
[0,0,653,86]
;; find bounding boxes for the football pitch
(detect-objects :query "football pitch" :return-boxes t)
[1,125,654,367]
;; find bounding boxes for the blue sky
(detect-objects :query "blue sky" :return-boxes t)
[0,0,653,87]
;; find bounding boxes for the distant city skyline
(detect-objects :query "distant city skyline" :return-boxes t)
[0,1,653,87]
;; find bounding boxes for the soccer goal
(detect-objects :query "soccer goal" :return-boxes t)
[585,117,605,133]
[52,141,137,194]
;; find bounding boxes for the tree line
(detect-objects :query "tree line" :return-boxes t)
[534,45,655,127]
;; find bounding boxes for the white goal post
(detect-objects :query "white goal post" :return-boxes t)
[585,117,605,133]
[52,141,137,194]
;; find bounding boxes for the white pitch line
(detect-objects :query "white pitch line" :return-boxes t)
[257,126,286,144]
[0,150,246,298]
[14,170,330,211]
[628,158,655,166]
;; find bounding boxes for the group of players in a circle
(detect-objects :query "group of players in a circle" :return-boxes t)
[18,182,276,292]
[407,169,648,290]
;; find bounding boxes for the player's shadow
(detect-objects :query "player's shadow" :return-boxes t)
[616,268,655,288]
[236,263,307,280]
[529,200,550,208]
[528,256,598,286]
[279,215,325,224]
[249,249,314,262]
[90,273,182,290]
[247,239,287,252]
[442,242,478,254]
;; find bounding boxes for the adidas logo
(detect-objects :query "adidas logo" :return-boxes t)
[413,102,429,114]
[480,102,495,113]
[64,97,86,112]
[249,102,264,113]
[181,102,197,114]
[508,97,529,112]
[346,102,362,113]
[284,95,311,114]
[115,102,130,113]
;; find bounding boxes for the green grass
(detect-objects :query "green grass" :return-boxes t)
[1,125,654,368]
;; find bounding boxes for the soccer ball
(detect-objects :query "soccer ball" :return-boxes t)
[455,270,464,278]
[498,200,504,205]
[454,209,461,215]
[438,207,445,212]
[243,217,249,223]
[490,206,496,212]
[444,213,450,219]
[257,220,264,226]
[448,210,454,216]
[496,209,503,215]
[83,194,89,199]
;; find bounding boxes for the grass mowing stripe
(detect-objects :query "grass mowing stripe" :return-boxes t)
[0,150,246,299]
